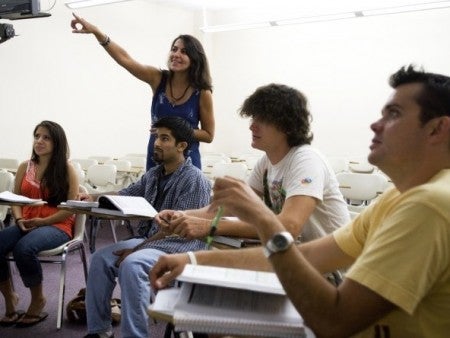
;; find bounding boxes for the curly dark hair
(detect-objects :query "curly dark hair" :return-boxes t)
[389,65,450,125]
[31,120,70,206]
[239,83,313,147]
[167,34,212,92]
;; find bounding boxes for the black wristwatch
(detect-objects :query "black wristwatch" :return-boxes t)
[263,231,294,258]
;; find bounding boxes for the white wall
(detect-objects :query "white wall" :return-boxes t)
[1,2,450,163]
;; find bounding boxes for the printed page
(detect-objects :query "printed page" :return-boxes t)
[178,264,285,295]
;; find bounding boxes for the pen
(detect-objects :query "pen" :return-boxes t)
[205,206,224,249]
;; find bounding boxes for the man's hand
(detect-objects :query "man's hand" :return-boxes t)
[156,210,211,239]
[211,176,272,227]
[149,253,190,290]
[113,248,134,268]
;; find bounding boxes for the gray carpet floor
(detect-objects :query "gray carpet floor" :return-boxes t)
[0,219,167,338]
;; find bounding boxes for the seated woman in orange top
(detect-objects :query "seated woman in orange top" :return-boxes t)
[0,120,79,327]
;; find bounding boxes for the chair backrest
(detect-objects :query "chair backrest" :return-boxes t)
[202,153,231,165]
[336,172,388,203]
[70,161,85,184]
[348,159,375,173]
[105,159,132,172]
[211,162,248,180]
[0,169,15,223]
[0,169,15,192]
[124,153,146,158]
[119,156,146,169]
[71,158,98,171]
[0,158,19,170]
[85,164,117,187]
[327,156,349,174]
[88,155,113,164]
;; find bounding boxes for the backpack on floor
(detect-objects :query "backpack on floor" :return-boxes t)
[66,288,121,324]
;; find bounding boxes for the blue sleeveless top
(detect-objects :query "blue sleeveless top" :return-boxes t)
[147,71,201,170]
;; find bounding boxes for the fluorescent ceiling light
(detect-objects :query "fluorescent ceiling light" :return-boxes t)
[65,0,133,9]
[276,12,356,26]
[362,1,450,16]
[201,21,271,33]
[201,1,450,33]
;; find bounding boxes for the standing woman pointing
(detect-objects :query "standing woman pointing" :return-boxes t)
[71,13,215,170]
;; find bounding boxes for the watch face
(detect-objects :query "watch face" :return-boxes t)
[273,234,289,248]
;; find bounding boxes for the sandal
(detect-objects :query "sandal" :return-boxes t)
[111,298,121,324]
[0,310,25,327]
[16,312,49,328]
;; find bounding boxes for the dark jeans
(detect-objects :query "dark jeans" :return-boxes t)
[0,224,70,287]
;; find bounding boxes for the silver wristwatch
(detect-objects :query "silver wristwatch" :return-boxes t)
[263,231,294,258]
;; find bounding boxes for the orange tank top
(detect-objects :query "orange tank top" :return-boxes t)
[21,160,75,238]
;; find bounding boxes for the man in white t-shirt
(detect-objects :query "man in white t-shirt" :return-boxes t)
[156,84,349,243]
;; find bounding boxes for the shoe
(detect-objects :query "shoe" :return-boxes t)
[83,333,114,338]
[0,310,25,327]
[15,312,48,328]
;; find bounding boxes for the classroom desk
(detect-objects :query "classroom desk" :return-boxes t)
[58,205,153,253]
[0,200,45,207]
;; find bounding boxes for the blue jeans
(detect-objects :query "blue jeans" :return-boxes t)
[86,238,165,338]
[0,224,70,287]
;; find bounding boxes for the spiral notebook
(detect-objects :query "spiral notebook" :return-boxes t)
[148,265,306,337]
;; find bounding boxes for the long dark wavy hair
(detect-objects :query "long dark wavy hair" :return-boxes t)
[239,83,313,147]
[31,120,70,206]
[166,34,213,92]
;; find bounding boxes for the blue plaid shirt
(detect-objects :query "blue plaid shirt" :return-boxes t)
[119,157,211,253]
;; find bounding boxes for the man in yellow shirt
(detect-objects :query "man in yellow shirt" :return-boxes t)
[150,65,450,338]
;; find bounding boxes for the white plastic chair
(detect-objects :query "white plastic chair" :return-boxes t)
[0,169,15,228]
[201,153,231,180]
[124,153,146,158]
[105,159,133,188]
[211,162,248,180]
[327,156,349,174]
[7,186,88,329]
[0,158,19,171]
[119,156,146,179]
[70,161,85,185]
[71,158,98,172]
[88,155,113,164]
[336,172,388,208]
[83,164,133,246]
[83,164,118,194]
[348,158,375,173]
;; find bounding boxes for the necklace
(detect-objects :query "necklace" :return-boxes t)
[169,77,190,104]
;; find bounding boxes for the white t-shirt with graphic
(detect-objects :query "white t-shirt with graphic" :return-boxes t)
[248,145,349,242]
